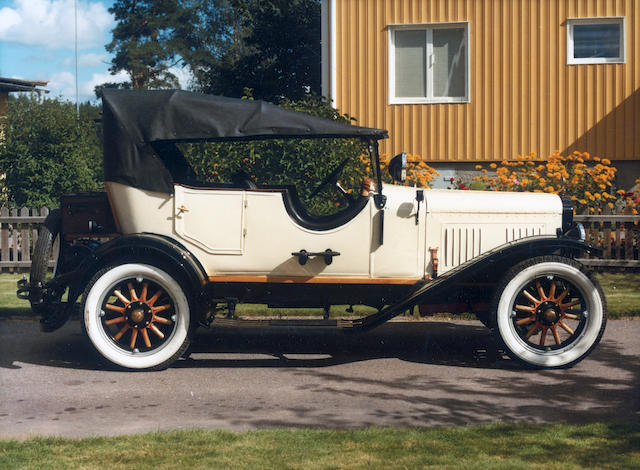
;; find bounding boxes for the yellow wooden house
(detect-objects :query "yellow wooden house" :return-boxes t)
[321,0,640,186]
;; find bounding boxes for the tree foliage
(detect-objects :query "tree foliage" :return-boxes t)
[106,0,202,89]
[103,0,322,101]
[0,96,102,208]
[193,0,321,102]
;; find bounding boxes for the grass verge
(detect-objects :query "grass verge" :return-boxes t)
[1,422,638,470]
[1,272,639,320]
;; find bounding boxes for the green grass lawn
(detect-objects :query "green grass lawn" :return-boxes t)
[2,272,639,320]
[0,422,638,470]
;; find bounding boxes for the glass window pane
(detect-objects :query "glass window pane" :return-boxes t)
[395,30,426,98]
[432,28,466,98]
[573,23,621,59]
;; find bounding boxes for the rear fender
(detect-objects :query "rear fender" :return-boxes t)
[67,234,208,321]
[84,233,207,290]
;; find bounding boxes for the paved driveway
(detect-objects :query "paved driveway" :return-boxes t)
[1,318,638,438]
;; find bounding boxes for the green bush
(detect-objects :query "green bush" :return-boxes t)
[0,96,103,208]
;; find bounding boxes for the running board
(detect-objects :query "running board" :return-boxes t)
[211,317,364,329]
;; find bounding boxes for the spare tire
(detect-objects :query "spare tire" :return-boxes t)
[30,208,61,296]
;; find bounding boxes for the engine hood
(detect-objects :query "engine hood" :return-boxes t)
[423,188,563,214]
[382,185,563,215]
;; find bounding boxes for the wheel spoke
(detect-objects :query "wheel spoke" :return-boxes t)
[525,322,541,339]
[140,282,148,302]
[515,304,535,312]
[114,324,131,341]
[536,282,546,300]
[539,326,548,346]
[147,289,164,307]
[128,283,139,302]
[151,304,171,314]
[556,287,570,303]
[152,315,172,325]
[105,304,125,313]
[141,328,151,348]
[130,328,138,349]
[105,316,126,326]
[548,282,557,301]
[113,290,130,305]
[562,313,580,320]
[523,290,540,304]
[516,316,536,325]
[551,325,561,345]
[560,299,581,310]
[558,321,574,335]
[148,324,165,339]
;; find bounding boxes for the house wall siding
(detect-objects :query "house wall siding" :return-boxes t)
[333,0,640,162]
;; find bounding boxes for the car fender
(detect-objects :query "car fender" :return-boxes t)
[76,234,208,312]
[89,233,207,284]
[362,235,601,329]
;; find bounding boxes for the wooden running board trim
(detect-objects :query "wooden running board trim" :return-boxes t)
[208,275,420,285]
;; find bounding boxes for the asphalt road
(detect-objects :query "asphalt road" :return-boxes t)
[1,318,638,438]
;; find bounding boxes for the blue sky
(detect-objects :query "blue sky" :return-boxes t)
[0,0,187,102]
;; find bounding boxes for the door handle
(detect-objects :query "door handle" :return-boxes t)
[177,205,189,215]
[292,249,340,266]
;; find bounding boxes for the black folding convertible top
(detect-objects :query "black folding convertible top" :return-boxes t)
[102,89,388,194]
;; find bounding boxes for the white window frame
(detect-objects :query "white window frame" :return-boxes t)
[388,22,470,105]
[567,17,625,65]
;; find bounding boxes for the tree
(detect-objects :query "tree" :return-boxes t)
[0,96,102,208]
[193,0,321,102]
[106,0,202,89]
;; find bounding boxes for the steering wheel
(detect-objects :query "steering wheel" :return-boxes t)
[308,157,350,199]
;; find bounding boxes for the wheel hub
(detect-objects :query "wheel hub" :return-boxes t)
[124,301,152,327]
[536,300,561,326]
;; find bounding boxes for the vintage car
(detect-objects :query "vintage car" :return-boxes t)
[18,89,606,371]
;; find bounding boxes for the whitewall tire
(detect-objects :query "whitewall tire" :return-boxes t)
[83,263,191,370]
[492,256,606,368]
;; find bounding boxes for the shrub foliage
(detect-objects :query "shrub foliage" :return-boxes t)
[0,96,103,208]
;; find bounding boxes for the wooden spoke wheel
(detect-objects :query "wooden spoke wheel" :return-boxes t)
[83,263,191,370]
[492,256,606,368]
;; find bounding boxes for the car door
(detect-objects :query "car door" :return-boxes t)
[173,185,373,279]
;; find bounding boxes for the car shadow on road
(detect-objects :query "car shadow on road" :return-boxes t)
[0,319,511,371]
[177,320,508,370]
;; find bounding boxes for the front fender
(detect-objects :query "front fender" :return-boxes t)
[361,235,600,329]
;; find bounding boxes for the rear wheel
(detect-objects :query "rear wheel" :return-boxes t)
[492,256,606,368]
[82,263,191,370]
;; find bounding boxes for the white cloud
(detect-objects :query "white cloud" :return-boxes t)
[168,66,193,89]
[63,52,108,68]
[0,0,113,50]
[81,69,129,96]
[47,70,75,98]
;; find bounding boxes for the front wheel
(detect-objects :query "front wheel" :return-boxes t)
[82,263,191,370]
[491,256,606,368]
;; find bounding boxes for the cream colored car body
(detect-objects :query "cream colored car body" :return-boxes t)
[106,181,563,281]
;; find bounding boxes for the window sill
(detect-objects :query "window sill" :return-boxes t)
[389,98,470,105]
[567,58,625,65]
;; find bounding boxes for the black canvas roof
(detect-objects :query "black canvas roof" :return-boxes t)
[102,89,387,194]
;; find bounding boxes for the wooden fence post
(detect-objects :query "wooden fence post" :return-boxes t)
[20,207,30,263]
[0,207,8,273]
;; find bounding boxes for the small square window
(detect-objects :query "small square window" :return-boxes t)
[567,18,625,64]
[389,23,469,104]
